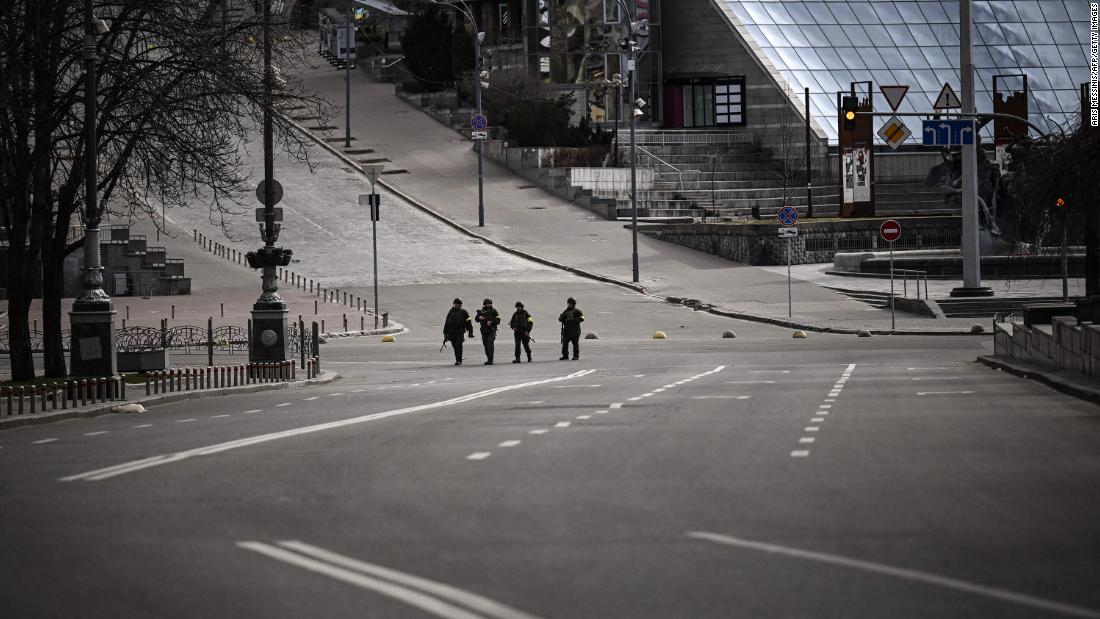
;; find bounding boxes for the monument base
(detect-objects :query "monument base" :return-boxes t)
[250,304,289,362]
[949,286,995,298]
[69,304,117,376]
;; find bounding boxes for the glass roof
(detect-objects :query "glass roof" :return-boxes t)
[718,0,1093,144]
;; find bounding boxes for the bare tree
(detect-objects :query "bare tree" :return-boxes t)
[0,1,331,379]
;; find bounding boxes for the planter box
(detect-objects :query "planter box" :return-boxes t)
[117,349,169,372]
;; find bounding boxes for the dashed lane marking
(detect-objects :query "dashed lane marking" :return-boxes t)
[176,418,197,423]
[84,431,109,437]
[724,380,776,385]
[304,397,319,401]
[466,452,491,461]
[529,429,548,435]
[133,424,153,428]
[328,393,344,397]
[275,403,292,408]
[33,438,58,444]
[521,401,545,405]
[804,426,820,432]
[554,422,571,428]
[610,403,623,409]
[60,369,598,482]
[819,404,832,409]
[811,417,825,423]
[688,532,1100,619]
[211,415,231,419]
[576,415,591,420]
[790,450,810,457]
[244,409,263,414]
[628,396,642,401]
[594,410,609,414]
[352,389,367,393]
[912,377,961,381]
[917,391,975,396]
[799,437,815,444]
[691,395,751,400]
[824,398,835,402]
[498,440,521,448]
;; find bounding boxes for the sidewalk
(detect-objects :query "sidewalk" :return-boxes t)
[296,61,989,334]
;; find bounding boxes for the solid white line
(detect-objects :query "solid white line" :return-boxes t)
[790,450,810,457]
[467,452,491,461]
[211,415,231,419]
[550,384,601,388]
[132,424,153,429]
[60,369,598,482]
[554,422,571,428]
[917,391,976,396]
[237,543,484,619]
[33,438,58,444]
[687,532,1100,618]
[653,388,666,393]
[609,403,623,409]
[84,431,109,436]
[528,429,548,435]
[799,437,815,443]
[275,541,544,619]
[498,440,521,447]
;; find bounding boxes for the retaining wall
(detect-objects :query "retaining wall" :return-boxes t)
[995,317,1100,380]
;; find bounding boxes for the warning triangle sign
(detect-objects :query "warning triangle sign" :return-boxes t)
[933,83,962,109]
[880,85,909,112]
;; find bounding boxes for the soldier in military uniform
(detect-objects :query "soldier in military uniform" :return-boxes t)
[558,297,584,360]
[509,301,534,363]
[475,298,501,365]
[443,298,474,365]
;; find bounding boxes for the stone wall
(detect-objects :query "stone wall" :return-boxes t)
[995,317,1100,380]
[637,217,962,266]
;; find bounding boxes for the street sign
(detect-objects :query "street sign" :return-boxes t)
[255,179,283,205]
[922,119,975,145]
[933,83,962,109]
[470,113,488,130]
[471,130,488,140]
[879,219,902,242]
[880,85,909,112]
[778,205,798,226]
[878,115,911,150]
[358,193,381,221]
[255,207,283,222]
[362,163,385,187]
[778,227,798,238]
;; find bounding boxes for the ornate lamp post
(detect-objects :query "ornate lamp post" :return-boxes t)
[69,0,117,377]
[246,0,292,362]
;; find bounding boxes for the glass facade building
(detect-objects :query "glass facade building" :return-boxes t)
[716,0,1093,143]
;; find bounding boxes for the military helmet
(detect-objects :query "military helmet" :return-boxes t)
[453,298,462,305]
[567,297,576,304]
[515,301,524,309]
[483,298,493,305]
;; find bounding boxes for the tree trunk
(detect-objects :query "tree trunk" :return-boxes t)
[41,241,67,377]
[6,259,36,382]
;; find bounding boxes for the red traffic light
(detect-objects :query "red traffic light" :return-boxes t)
[1055,198,1065,207]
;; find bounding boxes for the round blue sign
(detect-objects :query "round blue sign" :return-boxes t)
[778,205,798,226]
[471,113,488,130]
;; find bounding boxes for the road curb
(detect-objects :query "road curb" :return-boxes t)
[976,355,1100,406]
[285,113,979,337]
[0,371,339,431]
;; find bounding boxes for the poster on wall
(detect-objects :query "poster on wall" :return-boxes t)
[842,148,854,203]
[853,146,870,202]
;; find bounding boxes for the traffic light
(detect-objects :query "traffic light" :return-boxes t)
[841,96,857,131]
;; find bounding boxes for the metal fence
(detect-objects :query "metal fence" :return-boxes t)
[0,324,313,355]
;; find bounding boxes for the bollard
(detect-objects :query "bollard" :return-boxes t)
[321,320,325,334]
[309,280,313,292]
[314,300,318,315]
[17,387,25,415]
[119,377,126,400]
[343,291,347,305]
[3,387,9,416]
[153,373,160,395]
[292,360,297,380]
[43,384,50,410]
[383,312,389,328]
[51,383,59,409]
[221,366,227,388]
[80,380,88,406]
[184,368,191,391]
[126,305,130,320]
[171,304,175,319]
[343,314,347,332]
[221,302,224,317]
[145,374,151,396]
[361,316,364,331]
[30,386,36,414]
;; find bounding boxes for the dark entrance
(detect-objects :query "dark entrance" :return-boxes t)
[663,76,745,129]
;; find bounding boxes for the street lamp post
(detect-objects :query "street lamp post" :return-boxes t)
[69,0,117,377]
[345,3,353,149]
[426,0,485,227]
[614,0,640,283]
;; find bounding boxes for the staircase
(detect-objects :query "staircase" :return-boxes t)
[935,296,1073,319]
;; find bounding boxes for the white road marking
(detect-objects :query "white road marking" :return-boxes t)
[466,452,491,461]
[328,393,344,397]
[917,391,976,396]
[641,393,655,397]
[554,422,571,428]
[690,395,751,400]
[799,437,815,443]
[828,391,840,397]
[907,367,956,371]
[751,370,790,374]
[550,384,601,388]
[244,409,262,414]
[176,418,197,423]
[239,541,543,619]
[498,440,521,448]
[520,401,545,405]
[819,405,832,409]
[912,377,961,381]
[633,374,645,378]
[61,370,598,482]
[609,403,623,409]
[824,398,835,403]
[84,431,109,437]
[594,410,608,414]
[33,438,58,444]
[804,426,819,432]
[654,388,666,393]
[816,411,829,416]
[846,363,857,372]
[304,397,320,401]
[275,403,292,408]
[576,415,591,420]
[211,415,231,419]
[628,396,642,401]
[811,417,825,423]
[724,380,775,385]
[133,424,153,428]
[790,450,810,457]
[688,532,1100,619]
[528,429,548,435]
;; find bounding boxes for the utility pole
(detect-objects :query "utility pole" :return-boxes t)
[474,27,485,227]
[345,3,352,149]
[952,0,992,297]
[805,87,813,218]
[70,0,117,377]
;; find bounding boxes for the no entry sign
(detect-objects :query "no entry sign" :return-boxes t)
[879,219,902,243]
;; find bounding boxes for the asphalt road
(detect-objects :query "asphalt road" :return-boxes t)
[3,284,1100,618]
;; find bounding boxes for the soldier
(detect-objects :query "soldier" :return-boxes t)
[558,297,584,360]
[474,298,501,365]
[442,298,474,366]
[509,301,534,363]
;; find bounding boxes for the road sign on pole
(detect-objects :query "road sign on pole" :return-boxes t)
[778,227,798,238]
[470,113,488,130]
[879,219,902,242]
[880,85,909,112]
[778,205,798,226]
[471,130,488,140]
[255,179,283,205]
[922,119,975,145]
[933,83,962,110]
[878,115,911,150]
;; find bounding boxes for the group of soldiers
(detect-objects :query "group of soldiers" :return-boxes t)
[443,297,585,366]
